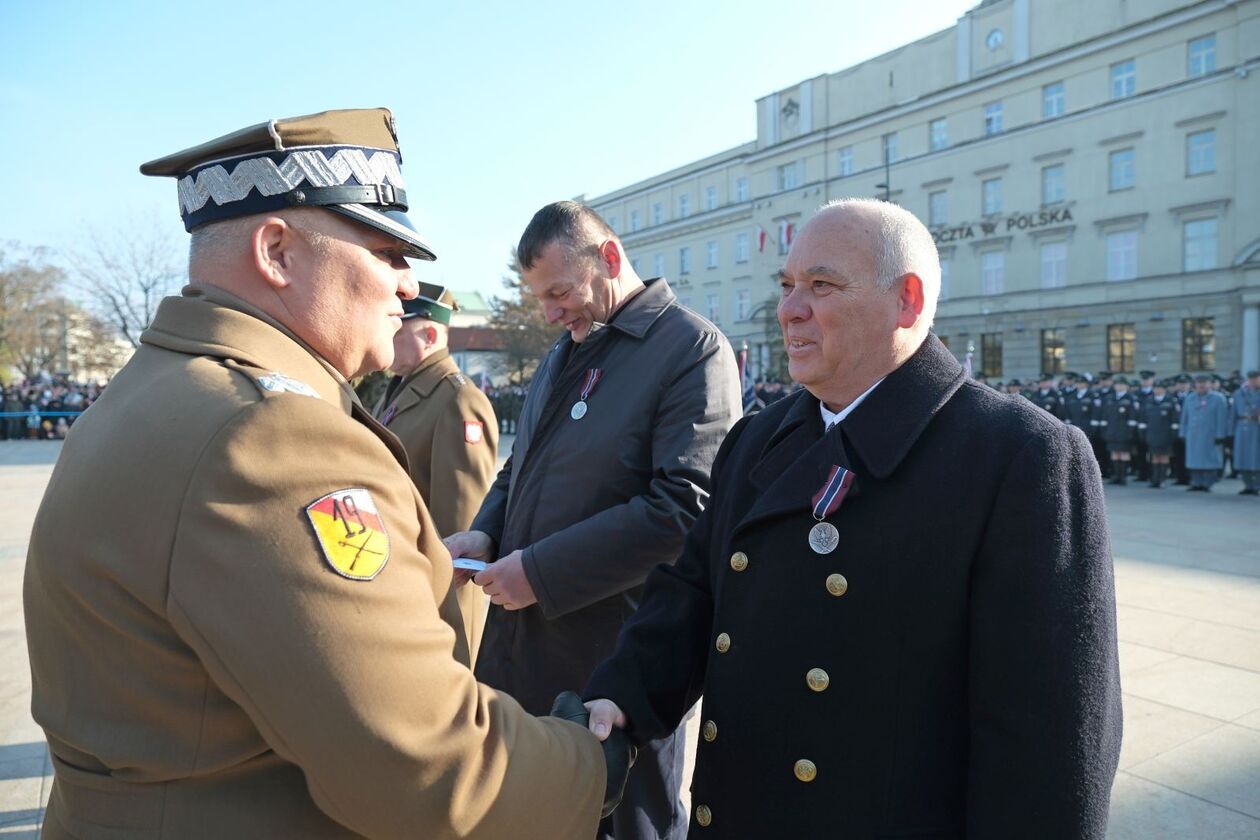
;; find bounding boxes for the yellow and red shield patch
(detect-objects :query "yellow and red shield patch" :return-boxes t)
[305,488,390,580]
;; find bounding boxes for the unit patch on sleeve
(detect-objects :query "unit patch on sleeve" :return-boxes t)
[464,421,484,444]
[305,488,390,580]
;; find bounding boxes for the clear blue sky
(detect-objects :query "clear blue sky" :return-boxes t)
[1,0,973,301]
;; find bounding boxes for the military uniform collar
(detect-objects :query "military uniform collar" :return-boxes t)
[402,347,456,398]
[140,284,357,412]
[600,277,676,340]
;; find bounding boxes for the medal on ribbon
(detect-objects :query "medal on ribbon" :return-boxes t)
[808,465,854,554]
[571,368,603,420]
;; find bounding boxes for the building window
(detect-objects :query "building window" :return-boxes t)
[1107,323,1136,373]
[706,293,720,324]
[1188,34,1217,77]
[679,247,691,275]
[1041,328,1067,375]
[679,194,691,218]
[735,177,748,202]
[928,191,948,227]
[1109,148,1135,191]
[778,162,802,191]
[1040,241,1067,288]
[630,210,641,232]
[735,232,750,263]
[1182,317,1215,370]
[1106,231,1138,281]
[882,132,899,164]
[1041,164,1065,205]
[1187,129,1216,175]
[1111,59,1136,99]
[608,216,619,234]
[736,289,751,320]
[837,146,853,176]
[981,333,1003,377]
[983,102,1003,136]
[1043,82,1066,119]
[982,177,1003,216]
[651,202,663,225]
[705,186,717,211]
[1183,218,1218,271]
[653,253,665,277]
[706,240,719,269]
[929,118,948,151]
[981,251,1005,295]
[939,258,950,300]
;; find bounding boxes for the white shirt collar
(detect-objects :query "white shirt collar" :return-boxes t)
[819,378,885,430]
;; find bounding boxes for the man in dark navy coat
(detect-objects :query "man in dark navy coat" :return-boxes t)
[583,199,1123,838]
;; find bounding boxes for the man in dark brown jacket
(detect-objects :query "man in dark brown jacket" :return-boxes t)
[446,201,741,840]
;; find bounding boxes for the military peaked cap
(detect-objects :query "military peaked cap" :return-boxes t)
[140,108,435,261]
[401,282,457,325]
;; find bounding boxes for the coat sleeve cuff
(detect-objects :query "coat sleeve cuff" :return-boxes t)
[521,544,560,619]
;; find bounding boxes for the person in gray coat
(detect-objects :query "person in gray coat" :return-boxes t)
[1233,371,1260,495]
[445,201,741,840]
[1180,374,1231,491]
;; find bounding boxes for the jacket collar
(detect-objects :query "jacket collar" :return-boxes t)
[384,348,455,420]
[738,335,963,532]
[598,276,676,340]
[140,285,358,413]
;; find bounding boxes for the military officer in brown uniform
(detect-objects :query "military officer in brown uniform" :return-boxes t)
[374,282,498,660]
[23,109,629,839]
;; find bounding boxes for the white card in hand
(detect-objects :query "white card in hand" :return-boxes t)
[452,557,488,573]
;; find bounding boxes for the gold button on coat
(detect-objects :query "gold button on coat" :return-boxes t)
[729,551,748,572]
[794,759,817,782]
[702,720,717,742]
[806,668,830,692]
[715,632,731,653]
[696,804,712,826]
[826,573,848,597]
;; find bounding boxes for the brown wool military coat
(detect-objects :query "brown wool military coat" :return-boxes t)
[374,347,498,661]
[23,286,604,840]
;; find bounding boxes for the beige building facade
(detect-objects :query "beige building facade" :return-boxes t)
[587,0,1260,382]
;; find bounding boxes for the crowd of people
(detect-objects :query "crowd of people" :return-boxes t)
[979,369,1259,494]
[0,376,106,440]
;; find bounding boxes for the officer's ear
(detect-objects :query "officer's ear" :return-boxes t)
[894,272,925,329]
[252,217,298,290]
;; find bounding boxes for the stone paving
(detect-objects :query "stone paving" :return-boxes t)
[1,439,1257,837]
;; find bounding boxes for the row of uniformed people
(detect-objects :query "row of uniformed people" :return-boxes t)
[994,370,1260,494]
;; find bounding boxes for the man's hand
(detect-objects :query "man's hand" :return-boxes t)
[584,698,627,741]
[551,692,636,819]
[473,549,537,610]
[443,530,494,587]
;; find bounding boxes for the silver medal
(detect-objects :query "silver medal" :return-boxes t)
[570,400,588,420]
[809,521,839,554]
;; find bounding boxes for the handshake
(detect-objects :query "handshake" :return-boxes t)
[550,692,634,818]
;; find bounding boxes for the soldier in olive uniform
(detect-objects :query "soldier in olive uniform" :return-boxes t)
[1100,376,1141,484]
[374,283,498,660]
[23,109,628,838]
[1139,379,1179,488]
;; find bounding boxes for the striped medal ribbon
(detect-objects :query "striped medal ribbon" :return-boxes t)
[808,465,854,554]
[570,368,604,421]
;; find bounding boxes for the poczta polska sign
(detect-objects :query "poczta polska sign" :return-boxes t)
[932,207,1074,244]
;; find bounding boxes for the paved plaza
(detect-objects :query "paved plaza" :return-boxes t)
[1,439,1257,837]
